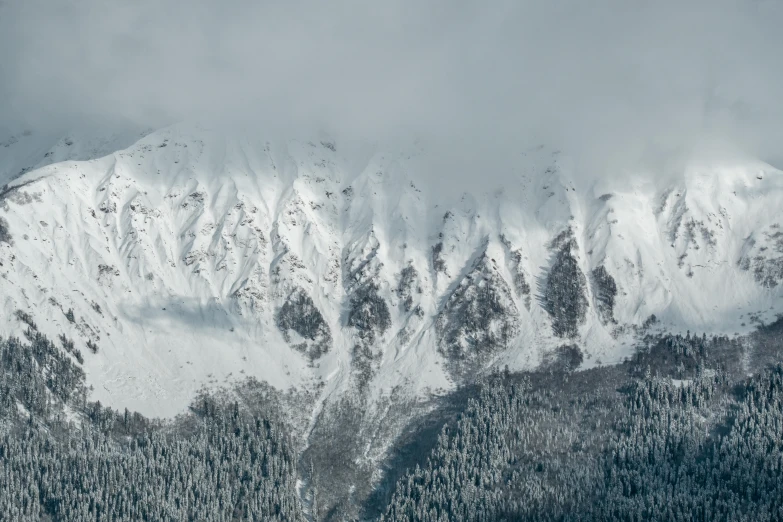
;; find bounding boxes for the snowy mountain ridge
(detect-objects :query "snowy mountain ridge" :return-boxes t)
[1,122,782,417]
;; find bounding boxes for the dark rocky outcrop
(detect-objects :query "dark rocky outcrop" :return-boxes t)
[343,231,392,386]
[591,265,617,325]
[499,234,531,310]
[396,264,421,313]
[509,250,531,308]
[437,253,520,375]
[543,229,588,338]
[347,283,391,345]
[431,242,446,273]
[739,225,783,288]
[0,216,11,244]
[276,288,331,360]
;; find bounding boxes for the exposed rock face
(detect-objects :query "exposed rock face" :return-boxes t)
[658,188,721,278]
[97,264,120,287]
[0,216,11,244]
[276,288,331,360]
[500,234,531,310]
[509,251,531,307]
[396,264,420,313]
[591,265,617,325]
[431,242,446,274]
[543,229,588,338]
[739,224,783,288]
[347,283,391,344]
[392,263,425,348]
[230,266,268,315]
[343,230,392,386]
[436,253,520,375]
[344,233,389,336]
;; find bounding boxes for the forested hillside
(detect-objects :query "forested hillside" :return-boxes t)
[380,326,783,521]
[3,320,783,521]
[0,325,305,522]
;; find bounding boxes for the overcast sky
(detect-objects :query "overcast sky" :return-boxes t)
[1,0,782,185]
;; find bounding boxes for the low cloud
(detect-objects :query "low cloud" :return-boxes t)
[2,0,782,189]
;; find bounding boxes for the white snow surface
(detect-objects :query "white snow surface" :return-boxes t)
[1,122,782,417]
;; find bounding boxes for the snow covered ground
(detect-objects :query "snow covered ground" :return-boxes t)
[1,122,782,417]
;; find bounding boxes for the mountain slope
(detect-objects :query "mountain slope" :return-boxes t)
[1,123,782,417]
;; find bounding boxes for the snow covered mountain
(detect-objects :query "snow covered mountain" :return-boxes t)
[1,122,782,417]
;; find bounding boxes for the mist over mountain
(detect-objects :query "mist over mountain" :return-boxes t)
[3,0,783,188]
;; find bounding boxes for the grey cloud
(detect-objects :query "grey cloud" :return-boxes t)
[2,0,782,188]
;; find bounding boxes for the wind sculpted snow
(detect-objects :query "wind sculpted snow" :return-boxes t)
[1,124,783,418]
